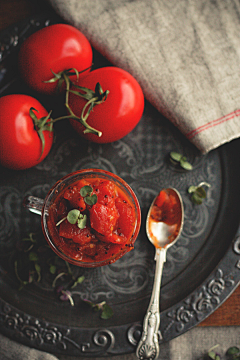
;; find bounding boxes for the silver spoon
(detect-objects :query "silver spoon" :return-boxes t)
[136,188,184,360]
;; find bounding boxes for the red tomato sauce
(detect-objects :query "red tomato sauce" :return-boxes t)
[47,177,137,263]
[148,189,182,248]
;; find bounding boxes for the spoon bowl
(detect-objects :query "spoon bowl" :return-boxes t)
[136,188,184,360]
[146,187,184,249]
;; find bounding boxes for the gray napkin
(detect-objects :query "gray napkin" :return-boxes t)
[0,333,59,360]
[48,0,240,154]
[1,326,239,360]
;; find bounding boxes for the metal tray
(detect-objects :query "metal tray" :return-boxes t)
[0,14,240,358]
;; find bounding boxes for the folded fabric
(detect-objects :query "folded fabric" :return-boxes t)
[0,333,59,360]
[47,0,240,154]
[1,326,240,360]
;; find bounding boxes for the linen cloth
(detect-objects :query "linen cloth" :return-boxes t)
[47,0,240,154]
[1,326,239,359]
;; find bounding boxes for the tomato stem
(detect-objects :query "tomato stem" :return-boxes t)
[29,108,53,160]
[67,82,109,135]
[47,71,108,137]
[30,66,108,157]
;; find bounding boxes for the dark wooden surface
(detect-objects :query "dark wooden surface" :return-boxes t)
[0,0,239,327]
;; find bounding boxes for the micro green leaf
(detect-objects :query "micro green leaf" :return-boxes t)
[49,265,57,274]
[29,252,38,262]
[170,151,192,170]
[71,275,85,289]
[84,194,97,206]
[80,185,98,206]
[188,185,197,193]
[67,209,81,224]
[191,193,204,205]
[226,346,240,355]
[83,299,113,319]
[208,351,217,359]
[57,209,88,229]
[101,302,114,319]
[77,214,87,229]
[170,152,182,162]
[34,263,41,282]
[188,182,211,205]
[180,158,193,170]
[80,185,93,197]
[208,350,221,360]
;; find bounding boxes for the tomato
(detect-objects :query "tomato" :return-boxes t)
[0,94,53,170]
[18,24,93,95]
[68,67,144,143]
[115,197,135,239]
[89,203,119,235]
[155,190,169,208]
[91,180,116,207]
[63,185,86,212]
[59,221,93,245]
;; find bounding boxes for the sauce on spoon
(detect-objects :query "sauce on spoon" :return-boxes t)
[147,188,183,248]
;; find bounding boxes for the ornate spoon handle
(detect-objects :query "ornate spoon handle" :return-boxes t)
[136,248,166,360]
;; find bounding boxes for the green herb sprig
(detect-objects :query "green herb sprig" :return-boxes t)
[208,345,221,360]
[207,344,240,360]
[56,185,97,228]
[226,346,240,359]
[56,288,113,319]
[13,232,113,319]
[170,152,193,170]
[14,233,83,290]
[56,209,87,229]
[80,185,98,205]
[188,182,211,205]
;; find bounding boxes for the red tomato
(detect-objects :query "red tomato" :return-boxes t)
[115,197,135,239]
[59,221,93,245]
[18,24,93,94]
[63,185,86,212]
[89,203,119,235]
[68,67,144,143]
[92,180,116,207]
[155,190,169,208]
[0,94,53,170]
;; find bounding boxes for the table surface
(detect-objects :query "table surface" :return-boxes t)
[0,0,239,328]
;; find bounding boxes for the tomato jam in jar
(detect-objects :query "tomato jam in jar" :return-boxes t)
[43,169,141,267]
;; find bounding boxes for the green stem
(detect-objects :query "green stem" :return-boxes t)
[52,272,67,288]
[65,260,73,276]
[47,71,103,137]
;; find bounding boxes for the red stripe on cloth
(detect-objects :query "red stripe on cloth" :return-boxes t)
[186,109,240,140]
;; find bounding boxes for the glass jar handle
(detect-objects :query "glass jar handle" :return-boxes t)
[23,196,45,216]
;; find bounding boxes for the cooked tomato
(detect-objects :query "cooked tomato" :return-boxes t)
[59,221,93,245]
[91,180,116,207]
[89,202,119,235]
[63,185,86,212]
[115,197,136,239]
